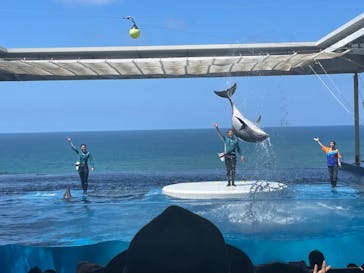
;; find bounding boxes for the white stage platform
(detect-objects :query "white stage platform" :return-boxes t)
[162,180,287,199]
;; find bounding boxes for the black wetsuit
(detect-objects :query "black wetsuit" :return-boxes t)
[78,162,89,192]
[70,145,94,193]
[225,152,237,186]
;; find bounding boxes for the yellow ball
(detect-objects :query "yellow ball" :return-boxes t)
[129,27,140,39]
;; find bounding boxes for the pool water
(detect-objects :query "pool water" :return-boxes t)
[1,169,364,273]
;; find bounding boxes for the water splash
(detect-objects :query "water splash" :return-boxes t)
[246,138,278,180]
[249,180,287,193]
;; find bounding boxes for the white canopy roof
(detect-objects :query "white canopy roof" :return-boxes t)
[0,13,363,81]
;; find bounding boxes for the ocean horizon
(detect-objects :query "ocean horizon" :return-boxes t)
[0,124,362,134]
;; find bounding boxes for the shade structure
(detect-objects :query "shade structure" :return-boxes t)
[0,13,363,81]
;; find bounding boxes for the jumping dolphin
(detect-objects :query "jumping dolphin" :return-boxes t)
[214,83,269,143]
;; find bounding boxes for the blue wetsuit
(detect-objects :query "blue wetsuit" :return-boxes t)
[70,144,94,193]
[215,127,242,186]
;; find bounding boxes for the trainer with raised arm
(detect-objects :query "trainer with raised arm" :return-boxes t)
[67,137,94,194]
[314,137,342,187]
[214,123,244,187]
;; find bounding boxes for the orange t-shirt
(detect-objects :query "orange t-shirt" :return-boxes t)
[322,146,341,166]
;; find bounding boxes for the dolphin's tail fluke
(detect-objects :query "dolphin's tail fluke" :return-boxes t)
[214,83,237,99]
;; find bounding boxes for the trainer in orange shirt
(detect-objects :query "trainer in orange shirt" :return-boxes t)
[314,137,342,187]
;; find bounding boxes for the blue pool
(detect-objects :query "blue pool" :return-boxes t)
[1,169,364,273]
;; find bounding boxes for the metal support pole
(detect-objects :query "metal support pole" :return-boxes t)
[354,73,360,165]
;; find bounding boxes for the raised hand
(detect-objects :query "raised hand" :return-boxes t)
[313,260,331,273]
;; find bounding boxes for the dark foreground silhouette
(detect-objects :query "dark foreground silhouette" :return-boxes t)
[28,205,363,273]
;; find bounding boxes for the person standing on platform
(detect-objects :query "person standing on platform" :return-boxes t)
[314,137,342,187]
[67,137,95,194]
[214,123,244,186]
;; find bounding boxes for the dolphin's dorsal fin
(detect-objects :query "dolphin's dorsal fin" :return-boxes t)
[235,116,247,130]
[214,83,237,99]
[256,115,262,125]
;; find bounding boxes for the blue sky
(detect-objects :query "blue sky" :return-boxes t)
[0,0,363,133]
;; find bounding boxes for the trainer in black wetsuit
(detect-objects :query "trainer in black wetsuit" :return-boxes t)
[67,137,94,193]
[214,123,244,186]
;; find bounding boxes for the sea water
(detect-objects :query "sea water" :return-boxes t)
[1,127,364,273]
